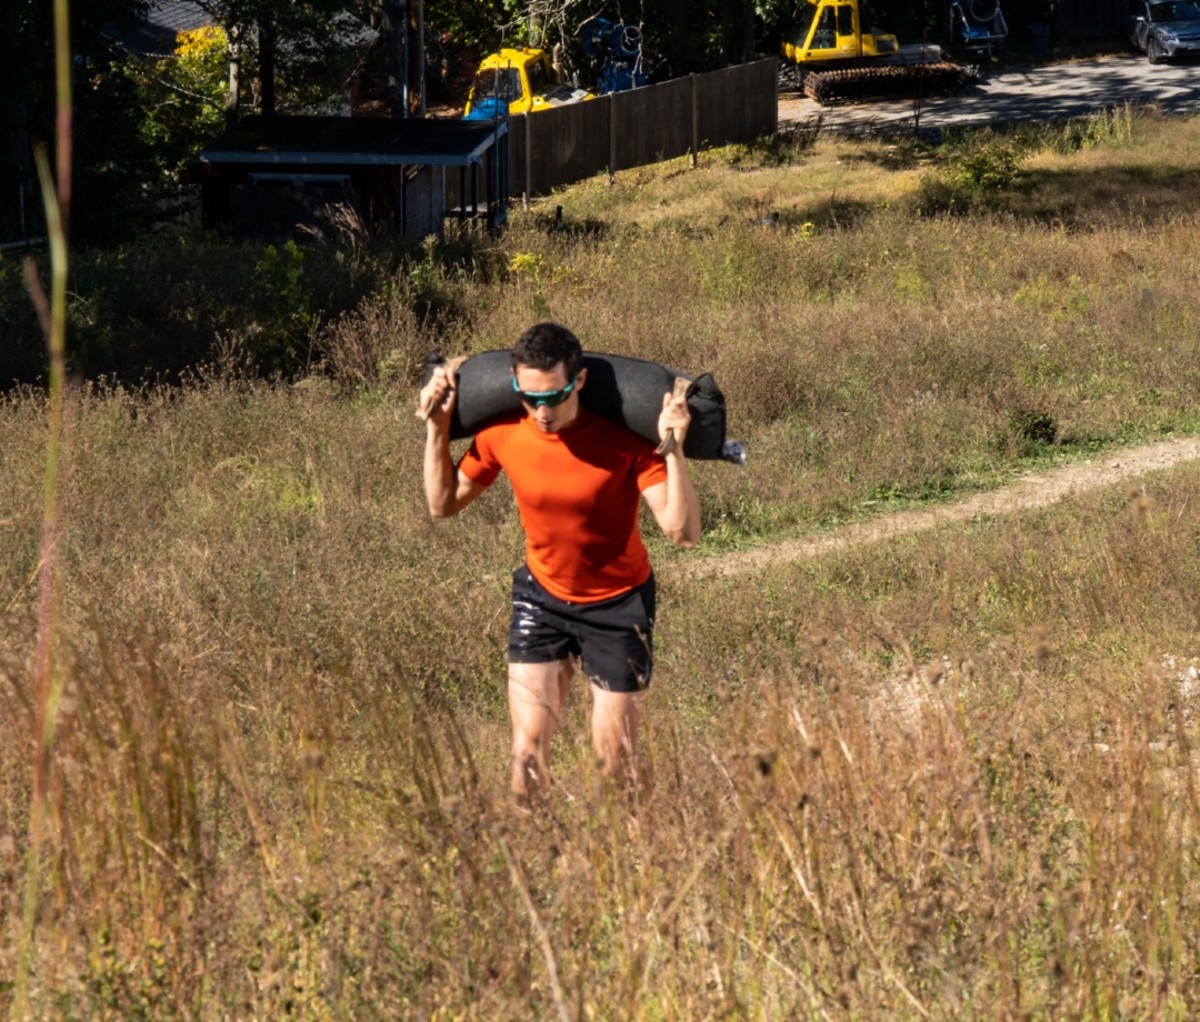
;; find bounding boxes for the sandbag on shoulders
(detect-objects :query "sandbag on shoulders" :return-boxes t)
[423,350,739,462]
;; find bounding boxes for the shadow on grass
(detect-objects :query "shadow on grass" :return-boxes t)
[736,125,823,165]
[1003,163,1200,225]
[530,206,610,240]
[838,141,940,172]
[795,195,879,229]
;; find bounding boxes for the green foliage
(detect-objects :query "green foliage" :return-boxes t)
[3,0,378,243]
[698,243,775,303]
[944,132,1024,194]
[3,236,422,384]
[398,233,486,327]
[1044,103,1140,155]
[128,26,229,191]
[1007,406,1058,453]
[200,0,373,112]
[912,131,1025,213]
[409,0,509,51]
[754,0,803,39]
[405,235,446,310]
[248,239,314,372]
[0,0,166,243]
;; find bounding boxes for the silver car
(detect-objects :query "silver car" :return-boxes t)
[1126,0,1200,63]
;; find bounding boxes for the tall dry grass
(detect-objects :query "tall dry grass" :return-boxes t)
[4,106,1200,1017]
[4,382,1200,1016]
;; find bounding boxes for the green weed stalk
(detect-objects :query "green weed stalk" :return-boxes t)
[15,0,72,1015]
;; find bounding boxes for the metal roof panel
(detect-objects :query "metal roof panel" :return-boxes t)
[146,0,211,35]
[199,115,507,167]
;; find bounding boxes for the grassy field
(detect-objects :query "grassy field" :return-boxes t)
[4,106,1200,1018]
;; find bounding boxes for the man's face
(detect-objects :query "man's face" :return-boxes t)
[513,362,585,433]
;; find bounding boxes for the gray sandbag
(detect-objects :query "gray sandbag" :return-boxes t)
[423,350,742,462]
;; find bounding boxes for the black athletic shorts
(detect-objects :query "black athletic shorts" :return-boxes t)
[507,565,656,693]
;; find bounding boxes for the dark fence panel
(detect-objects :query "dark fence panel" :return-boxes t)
[1055,0,1125,40]
[512,57,776,199]
[616,75,695,173]
[522,98,613,195]
[446,58,776,211]
[698,59,779,147]
[506,114,527,196]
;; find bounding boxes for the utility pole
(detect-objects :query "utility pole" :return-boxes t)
[226,23,241,126]
[259,12,277,116]
[410,0,425,116]
[384,0,407,116]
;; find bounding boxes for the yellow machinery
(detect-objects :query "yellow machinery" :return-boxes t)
[463,47,595,119]
[782,0,973,105]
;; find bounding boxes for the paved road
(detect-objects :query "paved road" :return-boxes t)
[778,54,1200,134]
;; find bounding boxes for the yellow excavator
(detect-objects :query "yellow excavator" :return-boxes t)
[782,0,975,105]
[463,47,594,119]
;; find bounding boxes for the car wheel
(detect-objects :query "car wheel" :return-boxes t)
[1148,37,1165,63]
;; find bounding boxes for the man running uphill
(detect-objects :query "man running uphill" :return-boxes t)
[421,323,701,805]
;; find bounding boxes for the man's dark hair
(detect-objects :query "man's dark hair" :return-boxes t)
[512,322,583,380]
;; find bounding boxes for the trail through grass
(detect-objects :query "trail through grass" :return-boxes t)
[685,434,1200,578]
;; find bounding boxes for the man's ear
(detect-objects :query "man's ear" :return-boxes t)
[575,367,587,392]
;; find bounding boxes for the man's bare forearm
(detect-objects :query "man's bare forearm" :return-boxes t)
[423,423,459,518]
[661,450,701,547]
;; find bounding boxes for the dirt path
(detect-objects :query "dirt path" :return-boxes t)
[679,436,1200,580]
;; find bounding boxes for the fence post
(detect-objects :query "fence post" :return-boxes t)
[608,92,617,185]
[524,112,532,208]
[690,73,699,169]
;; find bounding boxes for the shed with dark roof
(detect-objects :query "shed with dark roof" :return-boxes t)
[117,0,213,57]
[198,115,508,240]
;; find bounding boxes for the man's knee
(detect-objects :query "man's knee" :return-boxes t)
[590,688,642,768]
[508,661,568,712]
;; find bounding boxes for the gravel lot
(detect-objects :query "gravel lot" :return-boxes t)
[777,53,1200,134]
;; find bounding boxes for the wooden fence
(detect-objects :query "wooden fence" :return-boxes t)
[1054,0,1126,41]
[451,57,778,205]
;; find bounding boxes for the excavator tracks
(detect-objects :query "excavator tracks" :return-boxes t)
[803,62,976,105]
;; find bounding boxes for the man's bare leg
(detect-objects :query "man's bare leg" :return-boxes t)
[508,660,572,803]
[590,687,645,786]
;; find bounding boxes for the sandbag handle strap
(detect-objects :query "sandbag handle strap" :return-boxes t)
[415,354,468,422]
[654,377,691,456]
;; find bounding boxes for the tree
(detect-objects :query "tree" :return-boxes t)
[375,0,426,116]
[129,25,229,186]
[403,0,511,51]
[194,0,364,117]
[0,0,159,244]
[722,0,757,63]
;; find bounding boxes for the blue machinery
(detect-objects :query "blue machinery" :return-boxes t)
[580,17,647,94]
[949,0,1009,55]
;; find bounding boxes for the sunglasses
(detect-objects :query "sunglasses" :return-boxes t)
[512,375,577,408]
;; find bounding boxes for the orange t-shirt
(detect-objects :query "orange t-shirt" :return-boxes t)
[457,410,668,603]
